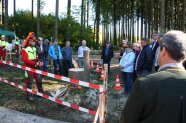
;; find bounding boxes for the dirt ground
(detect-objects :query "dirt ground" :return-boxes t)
[0,53,127,123]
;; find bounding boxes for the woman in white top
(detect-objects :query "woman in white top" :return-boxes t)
[120,42,135,95]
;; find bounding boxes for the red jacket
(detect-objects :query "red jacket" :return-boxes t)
[20,47,38,68]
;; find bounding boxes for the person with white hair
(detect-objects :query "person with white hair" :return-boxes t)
[77,40,89,68]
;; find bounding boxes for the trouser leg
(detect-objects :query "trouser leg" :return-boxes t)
[78,57,83,68]
[57,59,62,75]
[34,73,43,92]
[63,60,68,77]
[27,72,34,98]
[126,72,133,94]
[53,60,58,74]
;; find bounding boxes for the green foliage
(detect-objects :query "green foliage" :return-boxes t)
[8,10,99,50]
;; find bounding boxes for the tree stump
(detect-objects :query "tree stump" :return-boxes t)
[69,68,84,81]
[83,50,90,82]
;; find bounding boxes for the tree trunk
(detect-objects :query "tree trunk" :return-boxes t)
[37,0,40,38]
[55,0,59,41]
[69,68,85,81]
[118,20,121,44]
[83,0,86,28]
[4,0,8,30]
[160,0,165,32]
[31,0,34,31]
[13,0,16,33]
[83,50,90,82]
[171,0,174,29]
[80,0,84,42]
[93,18,96,42]
[87,0,89,27]
[67,0,71,41]
[184,0,186,31]
[151,0,154,35]
[95,0,100,46]
[113,0,117,45]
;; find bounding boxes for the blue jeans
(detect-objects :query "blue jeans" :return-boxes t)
[121,72,133,94]
[78,57,84,68]
[53,59,62,75]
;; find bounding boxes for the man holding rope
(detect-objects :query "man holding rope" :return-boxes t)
[20,32,44,101]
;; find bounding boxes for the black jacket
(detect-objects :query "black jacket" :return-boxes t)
[136,45,153,74]
[151,41,159,59]
[36,43,49,60]
[120,67,186,123]
[101,45,114,61]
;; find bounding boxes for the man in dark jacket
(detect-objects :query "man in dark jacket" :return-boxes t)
[135,38,153,77]
[101,41,114,74]
[62,41,73,76]
[120,30,186,123]
[36,37,49,72]
[151,32,159,60]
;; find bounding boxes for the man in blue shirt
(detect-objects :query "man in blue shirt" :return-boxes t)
[48,40,62,75]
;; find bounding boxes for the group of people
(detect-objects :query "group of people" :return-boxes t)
[120,30,186,123]
[119,32,164,96]
[18,32,90,101]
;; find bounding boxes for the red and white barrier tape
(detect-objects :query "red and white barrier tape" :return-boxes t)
[0,77,96,115]
[0,60,103,92]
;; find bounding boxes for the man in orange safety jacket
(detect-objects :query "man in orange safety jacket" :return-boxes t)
[20,32,44,101]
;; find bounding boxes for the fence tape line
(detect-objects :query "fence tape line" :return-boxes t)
[0,60,103,92]
[0,77,96,115]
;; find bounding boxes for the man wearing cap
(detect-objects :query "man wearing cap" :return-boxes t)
[0,35,8,61]
[20,32,44,101]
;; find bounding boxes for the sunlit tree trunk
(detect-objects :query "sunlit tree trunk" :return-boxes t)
[37,0,40,38]
[95,0,100,46]
[55,0,59,41]
[80,0,84,41]
[31,0,34,31]
[87,0,89,27]
[66,0,71,40]
[13,0,16,33]
[4,0,8,30]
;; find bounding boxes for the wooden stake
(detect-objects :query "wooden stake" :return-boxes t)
[83,50,90,82]
[99,64,108,123]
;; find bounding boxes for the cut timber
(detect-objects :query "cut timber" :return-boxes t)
[72,58,79,68]
[69,68,84,81]
[50,86,69,98]
[83,50,90,82]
